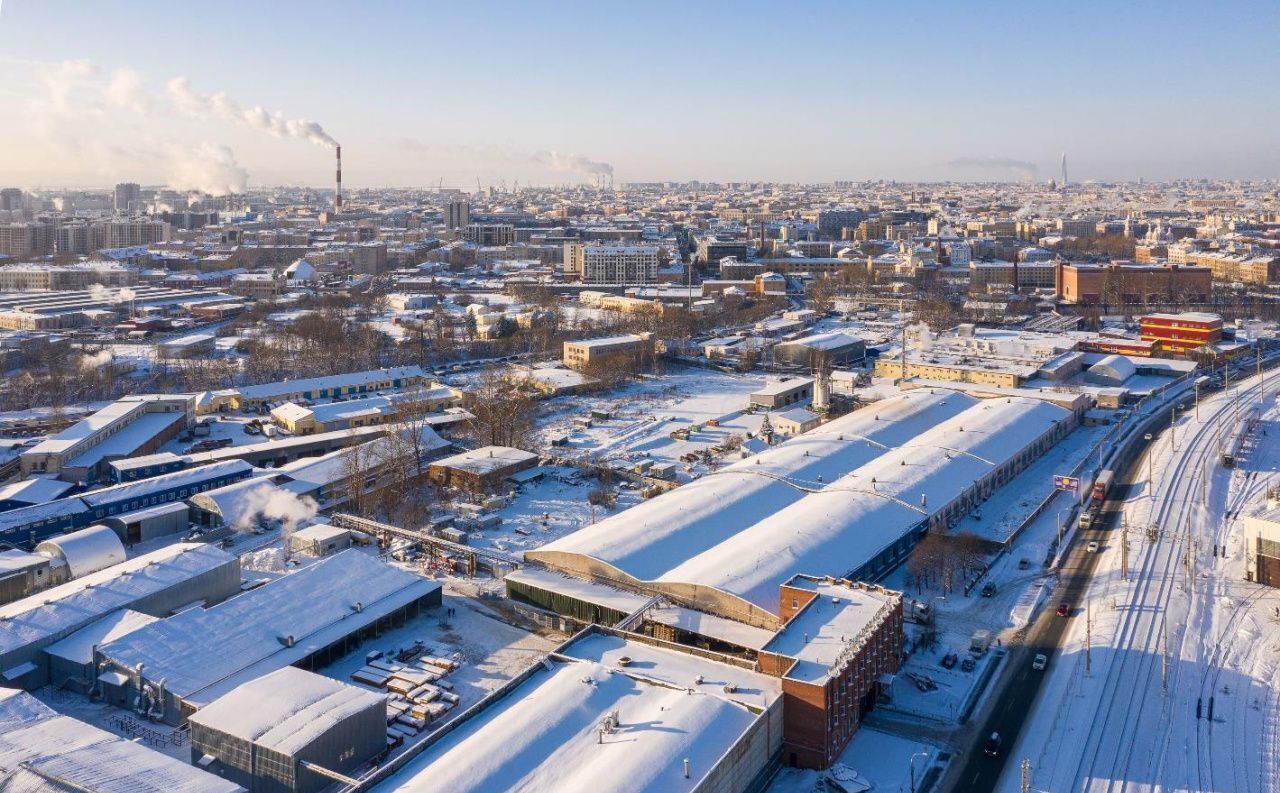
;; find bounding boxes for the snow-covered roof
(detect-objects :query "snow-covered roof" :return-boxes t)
[431,446,536,476]
[762,578,898,683]
[751,377,814,397]
[532,392,1070,619]
[532,390,974,584]
[379,633,776,793]
[79,460,253,508]
[107,451,185,474]
[0,543,236,658]
[0,476,73,505]
[190,666,384,754]
[34,524,125,578]
[236,366,426,401]
[776,331,863,351]
[98,550,438,707]
[0,689,242,793]
[44,608,159,665]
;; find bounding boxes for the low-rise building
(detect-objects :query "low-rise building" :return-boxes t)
[758,576,903,769]
[749,377,814,410]
[562,333,652,372]
[1244,503,1280,587]
[427,446,538,494]
[190,667,386,793]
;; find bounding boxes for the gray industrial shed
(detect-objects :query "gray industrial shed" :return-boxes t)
[96,550,442,725]
[190,667,386,793]
[0,543,240,690]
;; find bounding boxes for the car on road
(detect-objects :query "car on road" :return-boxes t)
[941,652,958,669]
[981,582,997,597]
[1087,541,1100,553]
[984,732,1002,757]
[1032,653,1048,671]
[1018,558,1030,570]
[1057,602,1072,618]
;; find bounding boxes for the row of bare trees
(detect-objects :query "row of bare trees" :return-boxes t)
[903,531,989,596]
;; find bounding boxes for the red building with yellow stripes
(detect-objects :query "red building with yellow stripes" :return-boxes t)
[1139,312,1222,357]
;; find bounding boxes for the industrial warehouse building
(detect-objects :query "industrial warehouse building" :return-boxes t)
[1245,503,1280,587]
[210,366,432,412]
[190,667,386,793]
[374,629,783,793]
[19,394,195,481]
[0,459,254,547]
[772,332,866,368]
[95,550,442,724]
[0,543,240,689]
[520,389,1074,630]
[0,688,244,792]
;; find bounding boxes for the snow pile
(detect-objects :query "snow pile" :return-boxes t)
[241,546,287,573]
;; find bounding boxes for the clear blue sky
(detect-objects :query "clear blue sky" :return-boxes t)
[1,0,1277,189]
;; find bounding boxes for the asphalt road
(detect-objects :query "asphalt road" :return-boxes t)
[947,474,1137,792]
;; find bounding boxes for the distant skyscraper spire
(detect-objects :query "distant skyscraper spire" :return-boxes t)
[1061,152,1068,188]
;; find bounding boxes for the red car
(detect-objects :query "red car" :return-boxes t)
[1056,602,1071,618]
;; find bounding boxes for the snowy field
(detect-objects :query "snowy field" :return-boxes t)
[462,465,642,555]
[999,371,1280,793]
[536,366,769,481]
[769,726,942,793]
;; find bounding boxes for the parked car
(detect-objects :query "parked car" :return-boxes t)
[1087,541,1100,553]
[1018,558,1030,570]
[984,732,1002,757]
[940,653,958,669]
[981,582,997,597]
[1057,602,1072,618]
[960,656,977,673]
[1032,653,1048,671]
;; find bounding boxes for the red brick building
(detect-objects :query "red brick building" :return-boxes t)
[1056,262,1212,305]
[1139,312,1223,357]
[757,575,903,769]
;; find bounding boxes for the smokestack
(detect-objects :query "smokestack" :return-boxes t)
[335,145,343,211]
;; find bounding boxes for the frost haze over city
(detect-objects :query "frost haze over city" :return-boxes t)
[1,1,1279,792]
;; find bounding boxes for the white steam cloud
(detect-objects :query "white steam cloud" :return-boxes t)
[87,283,109,302]
[164,143,249,196]
[230,484,319,535]
[948,156,1039,181]
[908,322,934,351]
[166,77,338,148]
[532,150,614,177]
[79,350,114,371]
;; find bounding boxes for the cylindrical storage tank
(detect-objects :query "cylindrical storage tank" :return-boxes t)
[35,524,127,579]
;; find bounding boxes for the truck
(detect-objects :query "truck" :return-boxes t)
[969,630,992,655]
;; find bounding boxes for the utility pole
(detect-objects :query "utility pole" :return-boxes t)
[1161,614,1168,693]
[1194,377,1200,421]
[1170,406,1177,452]
[1121,522,1129,581]
[1085,603,1092,675]
[1020,758,1032,793]
[1259,345,1264,406]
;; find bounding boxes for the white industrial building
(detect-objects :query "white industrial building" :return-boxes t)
[0,688,244,792]
[0,542,240,690]
[95,550,443,724]
[522,389,1074,628]
[190,667,386,793]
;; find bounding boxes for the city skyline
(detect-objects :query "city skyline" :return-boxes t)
[1,0,1278,191]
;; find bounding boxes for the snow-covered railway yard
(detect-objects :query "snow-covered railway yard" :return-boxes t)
[999,368,1280,793]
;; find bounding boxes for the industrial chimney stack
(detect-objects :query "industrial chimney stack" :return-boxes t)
[335,145,343,211]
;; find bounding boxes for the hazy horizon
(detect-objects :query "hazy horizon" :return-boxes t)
[2,0,1278,193]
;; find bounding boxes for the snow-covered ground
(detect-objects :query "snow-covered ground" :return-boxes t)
[998,370,1280,793]
[462,465,642,555]
[536,366,769,481]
